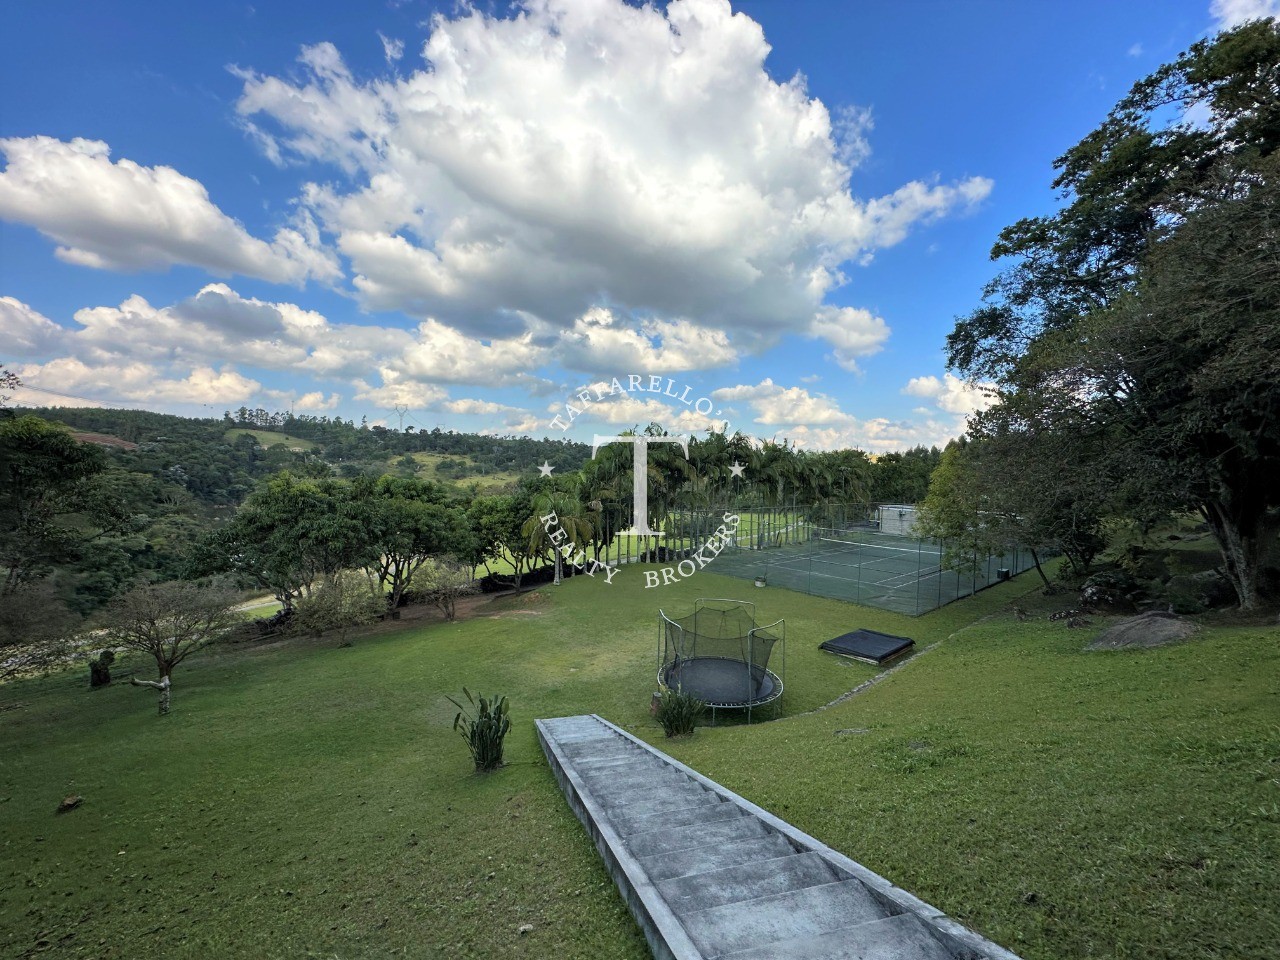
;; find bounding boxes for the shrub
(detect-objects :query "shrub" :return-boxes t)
[411,560,478,621]
[89,649,115,688]
[448,688,511,772]
[656,688,705,738]
[292,571,385,643]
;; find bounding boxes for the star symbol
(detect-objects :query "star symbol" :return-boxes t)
[729,460,746,478]
[538,460,555,477]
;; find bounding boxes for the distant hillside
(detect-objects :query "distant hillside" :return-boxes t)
[70,431,139,451]
[224,428,318,451]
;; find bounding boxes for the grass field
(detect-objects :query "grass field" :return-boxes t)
[224,428,318,451]
[404,452,520,492]
[2,568,1276,959]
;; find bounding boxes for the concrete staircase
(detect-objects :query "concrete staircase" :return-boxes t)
[536,714,1021,960]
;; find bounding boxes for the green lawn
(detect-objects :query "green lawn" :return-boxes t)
[2,568,1276,959]
[224,428,318,451]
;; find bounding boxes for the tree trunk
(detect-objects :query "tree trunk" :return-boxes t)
[131,676,171,716]
[1200,499,1264,611]
[1030,548,1052,589]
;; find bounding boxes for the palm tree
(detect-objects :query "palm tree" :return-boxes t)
[523,482,598,585]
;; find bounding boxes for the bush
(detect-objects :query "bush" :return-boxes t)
[410,560,478,621]
[655,688,705,738]
[448,688,511,772]
[89,649,115,688]
[292,572,385,643]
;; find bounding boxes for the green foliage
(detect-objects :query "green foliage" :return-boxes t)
[448,688,511,772]
[0,415,129,596]
[408,559,477,621]
[88,648,115,688]
[291,571,386,642]
[943,20,1280,610]
[655,687,705,738]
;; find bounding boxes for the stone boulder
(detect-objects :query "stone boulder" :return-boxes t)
[1086,611,1198,651]
[1079,570,1139,615]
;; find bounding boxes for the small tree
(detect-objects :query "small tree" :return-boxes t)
[411,560,477,621]
[291,570,385,644]
[104,581,237,715]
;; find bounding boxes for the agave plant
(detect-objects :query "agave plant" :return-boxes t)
[655,687,705,738]
[448,688,512,772]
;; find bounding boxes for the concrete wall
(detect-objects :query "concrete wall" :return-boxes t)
[878,504,919,537]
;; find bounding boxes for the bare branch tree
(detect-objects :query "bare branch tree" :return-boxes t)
[104,582,237,714]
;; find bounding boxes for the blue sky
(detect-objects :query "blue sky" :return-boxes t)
[0,0,1263,450]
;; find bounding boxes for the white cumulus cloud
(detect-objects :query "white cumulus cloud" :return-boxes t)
[234,0,991,363]
[1211,0,1280,29]
[0,137,339,284]
[902,373,996,415]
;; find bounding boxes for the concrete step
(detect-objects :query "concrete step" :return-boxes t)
[568,757,655,778]
[611,799,747,838]
[535,714,1021,960]
[612,788,729,824]
[717,913,957,960]
[656,851,840,914]
[626,814,770,860]
[577,765,691,789]
[591,779,709,811]
[640,833,799,882]
[682,878,890,957]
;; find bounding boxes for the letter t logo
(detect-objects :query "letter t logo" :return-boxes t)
[592,434,690,536]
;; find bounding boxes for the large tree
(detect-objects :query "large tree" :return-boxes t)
[0,415,130,596]
[945,20,1280,609]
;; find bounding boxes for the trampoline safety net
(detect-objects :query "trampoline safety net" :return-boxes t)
[658,598,784,715]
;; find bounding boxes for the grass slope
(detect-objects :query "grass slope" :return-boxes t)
[405,452,520,491]
[1,569,1276,959]
[224,429,317,451]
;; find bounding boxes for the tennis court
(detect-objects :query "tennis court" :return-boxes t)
[713,525,1039,615]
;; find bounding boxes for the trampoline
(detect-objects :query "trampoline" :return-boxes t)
[658,598,785,722]
[820,628,914,665]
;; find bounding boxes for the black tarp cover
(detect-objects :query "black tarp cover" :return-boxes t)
[819,629,914,664]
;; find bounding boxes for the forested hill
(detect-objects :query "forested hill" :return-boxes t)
[20,405,594,501]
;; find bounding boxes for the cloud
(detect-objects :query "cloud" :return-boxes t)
[0,297,67,357]
[1127,42,1144,57]
[234,0,991,359]
[555,307,738,374]
[713,378,853,426]
[807,305,889,371]
[352,375,447,408]
[902,373,996,415]
[1211,0,1280,29]
[783,418,959,454]
[0,137,339,284]
[16,356,260,406]
[377,31,404,64]
[441,398,524,416]
[708,376,985,452]
[264,388,342,411]
[3,281,560,420]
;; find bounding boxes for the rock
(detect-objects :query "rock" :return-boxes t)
[1079,571,1139,614]
[1163,571,1234,614]
[1087,611,1198,651]
[56,795,83,814]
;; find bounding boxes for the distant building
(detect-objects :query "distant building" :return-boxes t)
[877,504,918,537]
